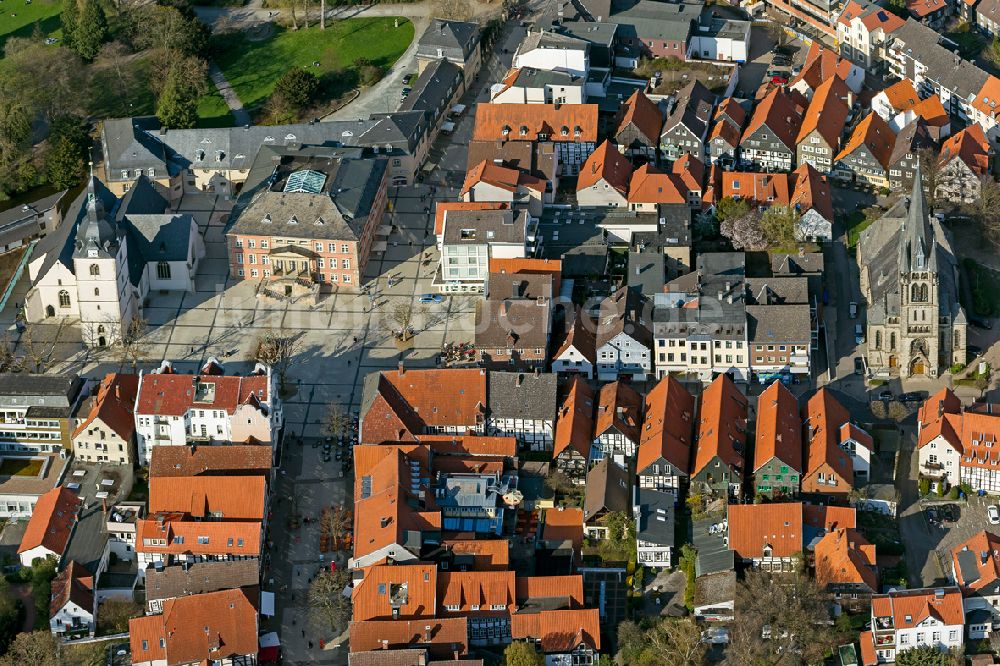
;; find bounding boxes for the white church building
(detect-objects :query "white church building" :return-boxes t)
[24,175,204,347]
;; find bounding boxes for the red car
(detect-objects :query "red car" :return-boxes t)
[770,74,789,84]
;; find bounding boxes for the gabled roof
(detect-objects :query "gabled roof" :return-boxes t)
[149,445,272,478]
[728,502,803,559]
[595,286,651,348]
[908,0,946,18]
[713,97,747,128]
[888,118,934,168]
[838,0,906,33]
[72,373,139,442]
[461,160,546,196]
[791,42,858,92]
[436,570,515,614]
[802,388,854,482]
[145,560,260,604]
[627,164,687,205]
[796,76,850,148]
[940,125,990,175]
[349,618,469,657]
[973,75,1000,122]
[541,507,584,555]
[673,153,704,193]
[741,88,802,151]
[692,374,747,477]
[135,518,261,557]
[722,171,791,203]
[129,588,258,666]
[511,608,601,652]
[439,539,510,571]
[136,371,270,417]
[815,528,877,591]
[917,387,963,449]
[952,530,1000,594]
[911,95,949,128]
[583,459,630,521]
[515,575,584,607]
[613,90,663,145]
[553,377,595,460]
[594,381,644,443]
[637,375,695,475]
[554,309,598,364]
[879,79,921,113]
[353,563,439,621]
[803,505,857,532]
[662,80,715,141]
[50,560,93,615]
[434,201,509,236]
[836,112,895,168]
[489,257,562,296]
[790,163,834,222]
[754,381,803,473]
[871,587,964,628]
[472,104,599,143]
[148,476,266,520]
[576,141,633,195]
[18,487,81,557]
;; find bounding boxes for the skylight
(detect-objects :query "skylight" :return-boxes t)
[284,169,327,193]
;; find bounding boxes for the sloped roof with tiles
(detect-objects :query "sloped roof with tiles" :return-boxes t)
[871,587,964,627]
[728,502,803,559]
[541,507,584,554]
[149,445,272,478]
[136,518,261,557]
[692,374,747,477]
[836,112,895,168]
[796,76,850,148]
[148,476,265,520]
[917,387,963,449]
[50,560,93,615]
[614,90,663,145]
[594,380,644,443]
[461,161,546,196]
[360,368,487,444]
[489,257,562,296]
[627,164,687,205]
[353,563,439,621]
[577,141,633,195]
[349,618,469,657]
[952,530,1000,594]
[673,154,704,194]
[802,388,855,482]
[803,504,856,531]
[583,458,630,521]
[516,575,584,608]
[434,201,509,236]
[72,373,138,442]
[879,79,920,113]
[912,95,949,127]
[472,104,599,143]
[754,381,803,473]
[741,88,803,151]
[145,560,260,604]
[790,163,834,222]
[791,42,858,91]
[555,309,598,364]
[815,528,877,590]
[637,375,695,475]
[973,75,1000,122]
[18,487,81,556]
[553,377,595,460]
[439,539,509,571]
[940,125,991,175]
[511,608,601,652]
[436,570,516,614]
[722,171,791,203]
[136,371,270,417]
[714,97,747,128]
[129,588,258,666]
[908,0,946,17]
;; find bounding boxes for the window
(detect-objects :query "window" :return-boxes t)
[342,258,350,269]
[342,244,349,253]
[236,253,244,264]
[89,264,100,276]
[58,290,71,308]
[315,242,323,251]
[157,261,171,280]
[94,288,100,296]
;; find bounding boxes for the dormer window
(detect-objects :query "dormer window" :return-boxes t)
[561,125,569,136]
[288,215,298,225]
[502,125,511,136]
[262,214,271,224]
[196,150,205,162]
[519,125,529,136]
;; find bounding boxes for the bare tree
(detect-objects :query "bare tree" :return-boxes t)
[307,568,351,634]
[0,334,20,373]
[20,321,66,373]
[323,403,351,440]
[388,303,423,341]
[720,209,767,251]
[968,176,1000,247]
[254,330,301,391]
[646,618,708,666]
[917,147,944,210]
[118,315,148,371]
[321,504,350,549]
[434,0,474,20]
[725,570,834,666]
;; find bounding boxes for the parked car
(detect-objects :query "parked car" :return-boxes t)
[854,357,865,375]
[772,56,792,67]
[877,389,893,401]
[770,74,789,84]
[989,505,1000,525]
[941,504,960,522]
[419,293,444,303]
[968,345,984,358]
[855,324,865,344]
[400,87,412,99]
[971,316,993,330]
[402,74,413,85]
[899,391,927,403]
[849,302,858,318]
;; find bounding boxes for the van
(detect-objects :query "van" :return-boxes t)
[855,324,865,344]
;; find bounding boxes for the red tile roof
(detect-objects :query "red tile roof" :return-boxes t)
[714,97,747,128]
[836,112,895,168]
[136,371,269,417]
[753,381,803,473]
[790,163,834,222]
[673,154,704,194]
[149,445,272,478]
[434,201,509,236]
[129,588,258,666]
[18,487,81,557]
[952,530,1000,593]
[489,258,562,296]
[859,630,877,666]
[802,389,855,486]
[879,79,920,113]
[803,505,857,531]
[353,563,439,621]
[940,125,990,176]
[436,570,516,614]
[136,518,261,557]
[871,587,964,627]
[461,161,546,196]
[917,387,963,449]
[360,368,487,444]
[72,373,138,442]
[908,0,946,17]
[440,539,509,570]
[576,141,633,195]
[796,76,850,148]
[149,476,266,520]
[973,76,1000,122]
[637,375,695,475]
[348,617,469,656]
[722,171,791,205]
[742,88,803,151]
[511,609,601,652]
[728,502,803,559]
[627,164,687,205]
[594,380,643,443]
[50,560,93,615]
[614,90,663,144]
[814,528,877,591]
[541,507,584,555]
[911,95,949,128]
[692,374,748,477]
[791,42,858,92]
[553,377,595,460]
[515,575,584,607]
[472,104,599,143]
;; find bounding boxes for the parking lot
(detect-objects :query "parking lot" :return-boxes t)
[911,495,1000,586]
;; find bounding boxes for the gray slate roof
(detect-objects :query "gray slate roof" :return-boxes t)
[635,488,675,547]
[891,19,989,102]
[583,458,631,521]
[0,374,82,404]
[746,304,812,344]
[487,372,558,422]
[398,59,463,118]
[145,560,260,603]
[612,0,703,43]
[442,209,529,244]
[0,191,66,248]
[417,18,480,61]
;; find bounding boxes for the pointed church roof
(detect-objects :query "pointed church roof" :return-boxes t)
[74,168,121,260]
[898,160,935,274]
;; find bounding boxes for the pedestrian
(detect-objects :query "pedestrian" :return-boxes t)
[309,641,314,649]
[301,630,306,638]
[292,619,297,626]
[297,569,301,577]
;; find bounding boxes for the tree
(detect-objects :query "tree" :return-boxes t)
[97,599,143,634]
[0,578,20,654]
[20,321,66,373]
[320,504,350,549]
[73,0,109,61]
[725,571,834,666]
[268,68,320,121]
[0,631,57,666]
[544,471,576,498]
[118,315,149,371]
[987,35,1000,68]
[646,618,708,666]
[435,0,474,20]
[323,403,351,440]
[503,641,544,666]
[389,302,420,341]
[61,0,79,50]
[679,544,697,610]
[157,63,199,129]
[0,39,84,121]
[761,205,800,247]
[0,334,19,373]
[896,645,960,666]
[714,196,750,222]
[720,209,767,251]
[47,135,85,189]
[916,147,944,211]
[307,568,351,634]
[603,511,635,549]
[968,176,1000,247]
[616,621,647,665]
[254,330,301,391]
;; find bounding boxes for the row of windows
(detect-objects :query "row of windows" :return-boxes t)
[235,254,351,269]
[236,268,352,283]
[236,239,352,254]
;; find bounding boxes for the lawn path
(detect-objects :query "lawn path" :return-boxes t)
[208,62,252,127]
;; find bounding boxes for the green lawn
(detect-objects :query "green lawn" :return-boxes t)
[211,17,414,112]
[196,89,235,128]
[962,257,1000,316]
[0,458,43,477]
[0,0,62,54]
[845,211,876,249]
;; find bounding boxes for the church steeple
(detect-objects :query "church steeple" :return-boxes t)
[85,162,104,222]
[899,159,934,274]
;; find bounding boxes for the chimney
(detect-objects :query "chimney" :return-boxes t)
[938,400,944,417]
[115,384,120,400]
[424,625,432,641]
[398,362,405,376]
[516,374,524,387]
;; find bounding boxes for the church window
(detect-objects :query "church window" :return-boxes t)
[890,332,896,350]
[97,325,105,334]
[94,288,99,296]
[58,291,70,308]
[89,264,100,276]
[875,331,882,349]
[157,262,171,280]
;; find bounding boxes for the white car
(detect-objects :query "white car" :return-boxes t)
[988,505,1000,525]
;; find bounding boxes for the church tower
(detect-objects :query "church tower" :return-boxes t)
[897,162,940,377]
[73,170,137,347]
